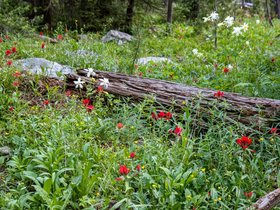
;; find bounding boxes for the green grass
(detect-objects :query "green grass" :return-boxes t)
[0,17,279,209]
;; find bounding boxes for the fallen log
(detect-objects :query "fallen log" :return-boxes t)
[251,188,280,210]
[65,69,280,128]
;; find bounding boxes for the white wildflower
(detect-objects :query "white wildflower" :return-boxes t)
[203,17,210,22]
[224,16,234,27]
[246,41,250,45]
[192,49,199,55]
[86,68,96,77]
[228,64,233,70]
[99,78,110,89]
[256,19,260,24]
[242,23,249,32]
[209,11,219,21]
[217,22,224,27]
[232,27,243,36]
[74,77,85,89]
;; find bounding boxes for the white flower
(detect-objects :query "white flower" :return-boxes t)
[246,41,250,45]
[197,53,203,58]
[192,48,198,55]
[256,19,260,24]
[224,16,234,27]
[242,23,249,32]
[217,22,224,27]
[86,68,96,77]
[209,11,219,21]
[228,64,233,70]
[232,27,243,36]
[74,77,85,89]
[99,78,110,89]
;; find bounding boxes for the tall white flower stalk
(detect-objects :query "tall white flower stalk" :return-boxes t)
[203,11,219,49]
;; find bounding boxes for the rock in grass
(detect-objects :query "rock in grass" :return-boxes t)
[101,30,133,45]
[14,58,74,80]
[0,146,11,156]
[137,57,172,65]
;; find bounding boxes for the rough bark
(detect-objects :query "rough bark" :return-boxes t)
[65,69,280,128]
[252,188,280,210]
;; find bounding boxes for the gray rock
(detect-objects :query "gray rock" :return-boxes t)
[137,57,172,65]
[14,58,74,80]
[0,146,11,156]
[65,50,98,58]
[101,30,133,44]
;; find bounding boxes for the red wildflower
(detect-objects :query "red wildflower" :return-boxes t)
[117,123,124,129]
[7,60,12,66]
[86,105,94,112]
[136,164,141,172]
[119,165,130,175]
[130,152,136,159]
[97,86,103,93]
[174,126,183,136]
[138,72,143,77]
[39,32,43,36]
[270,127,278,134]
[82,98,90,106]
[11,46,17,53]
[43,100,49,105]
[115,177,123,181]
[214,90,224,98]
[57,34,63,40]
[6,49,12,56]
[41,42,45,49]
[0,38,3,43]
[13,71,21,78]
[236,136,252,149]
[165,112,172,120]
[12,81,19,87]
[9,106,14,111]
[65,90,71,97]
[4,35,9,39]
[223,67,230,73]
[158,111,166,118]
[244,191,253,198]
[151,112,158,120]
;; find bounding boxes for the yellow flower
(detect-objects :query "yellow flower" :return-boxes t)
[141,165,145,169]
[96,192,100,196]
[218,197,222,201]
[201,168,206,172]
[259,138,264,142]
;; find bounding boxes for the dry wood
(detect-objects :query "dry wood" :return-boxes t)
[65,69,280,128]
[251,188,280,210]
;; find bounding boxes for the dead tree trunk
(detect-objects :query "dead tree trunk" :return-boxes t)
[252,188,280,210]
[65,69,280,129]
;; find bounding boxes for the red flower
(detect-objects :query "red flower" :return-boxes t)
[9,106,14,111]
[39,32,43,36]
[138,72,143,77]
[7,60,12,66]
[244,191,253,198]
[136,164,141,172]
[0,38,3,43]
[4,35,9,39]
[151,112,158,120]
[236,136,252,149]
[82,98,90,106]
[117,123,124,129]
[43,100,49,105]
[86,105,94,112]
[57,34,63,40]
[5,49,12,56]
[174,126,183,136]
[214,90,224,98]
[165,112,172,120]
[115,177,123,181]
[41,42,45,49]
[65,90,72,97]
[223,67,230,73]
[97,85,103,93]
[13,71,21,78]
[130,152,136,159]
[270,127,278,134]
[11,47,17,53]
[158,111,165,118]
[119,165,130,175]
[12,81,19,87]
